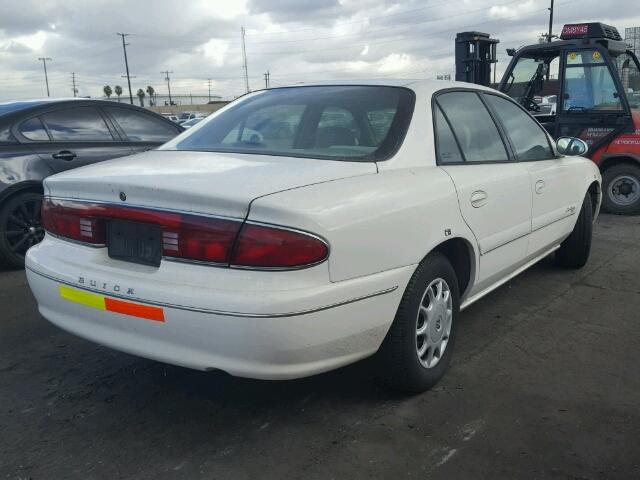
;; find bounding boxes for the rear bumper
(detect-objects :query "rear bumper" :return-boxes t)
[26,236,413,380]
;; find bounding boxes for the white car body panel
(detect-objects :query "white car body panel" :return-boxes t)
[44,150,376,219]
[25,79,602,380]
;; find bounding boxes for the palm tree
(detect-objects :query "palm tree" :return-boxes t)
[114,85,123,102]
[146,85,155,106]
[136,89,146,107]
[103,85,112,99]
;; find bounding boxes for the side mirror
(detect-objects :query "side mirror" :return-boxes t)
[556,136,588,156]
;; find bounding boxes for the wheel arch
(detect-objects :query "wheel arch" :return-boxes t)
[0,180,44,206]
[430,236,476,300]
[587,180,601,220]
[599,154,640,173]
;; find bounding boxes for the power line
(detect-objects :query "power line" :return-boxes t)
[37,57,52,97]
[117,33,134,104]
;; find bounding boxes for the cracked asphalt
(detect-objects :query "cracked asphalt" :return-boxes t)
[1,214,639,479]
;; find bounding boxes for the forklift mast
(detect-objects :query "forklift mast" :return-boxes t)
[455,31,499,86]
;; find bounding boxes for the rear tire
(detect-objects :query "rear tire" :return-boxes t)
[601,163,640,215]
[0,191,44,268]
[555,193,592,269]
[377,252,460,393]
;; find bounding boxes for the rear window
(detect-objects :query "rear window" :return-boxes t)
[166,86,415,161]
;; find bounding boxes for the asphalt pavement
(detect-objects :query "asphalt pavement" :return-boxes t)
[1,214,639,479]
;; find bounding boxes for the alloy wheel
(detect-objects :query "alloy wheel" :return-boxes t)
[4,198,44,259]
[416,278,453,369]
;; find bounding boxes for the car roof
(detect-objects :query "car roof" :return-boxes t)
[0,98,152,118]
[259,79,498,96]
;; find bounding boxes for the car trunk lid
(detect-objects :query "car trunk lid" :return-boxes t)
[44,150,377,218]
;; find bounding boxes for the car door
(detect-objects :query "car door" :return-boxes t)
[555,47,631,152]
[434,90,533,293]
[103,106,182,154]
[17,105,133,174]
[482,92,581,257]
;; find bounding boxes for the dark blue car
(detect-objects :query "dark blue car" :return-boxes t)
[0,99,183,267]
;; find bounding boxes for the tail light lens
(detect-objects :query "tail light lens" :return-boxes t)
[231,224,329,268]
[42,198,328,269]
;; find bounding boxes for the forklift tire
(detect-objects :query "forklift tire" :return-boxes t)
[601,163,640,215]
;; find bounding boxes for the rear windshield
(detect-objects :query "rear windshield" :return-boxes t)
[164,86,415,161]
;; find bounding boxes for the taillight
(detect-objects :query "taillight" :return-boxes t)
[231,223,329,268]
[41,199,329,269]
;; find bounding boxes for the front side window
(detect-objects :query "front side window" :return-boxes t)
[166,86,415,162]
[105,107,178,142]
[483,94,553,161]
[502,55,559,114]
[41,107,113,141]
[563,50,622,112]
[436,92,508,163]
[19,117,49,141]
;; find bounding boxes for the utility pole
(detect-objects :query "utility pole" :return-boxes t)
[117,33,134,104]
[162,70,174,105]
[38,57,52,97]
[207,78,212,102]
[547,0,554,42]
[241,27,250,93]
[71,72,77,97]
[264,70,270,89]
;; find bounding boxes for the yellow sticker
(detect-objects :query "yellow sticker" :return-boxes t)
[569,52,577,60]
[592,51,601,61]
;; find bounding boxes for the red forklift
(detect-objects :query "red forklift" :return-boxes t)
[456,23,640,214]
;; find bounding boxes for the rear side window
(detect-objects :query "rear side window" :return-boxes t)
[483,94,553,161]
[19,117,49,141]
[436,92,508,163]
[105,107,178,142]
[41,107,113,141]
[434,106,463,164]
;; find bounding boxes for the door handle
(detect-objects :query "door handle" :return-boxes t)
[535,180,546,194]
[470,190,488,208]
[52,150,77,161]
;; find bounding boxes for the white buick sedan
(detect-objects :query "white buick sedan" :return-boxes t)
[26,81,601,392]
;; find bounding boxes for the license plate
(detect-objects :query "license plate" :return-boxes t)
[108,220,162,267]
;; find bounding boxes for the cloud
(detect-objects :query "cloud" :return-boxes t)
[0,0,639,100]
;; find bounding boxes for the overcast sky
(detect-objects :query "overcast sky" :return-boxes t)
[0,0,638,102]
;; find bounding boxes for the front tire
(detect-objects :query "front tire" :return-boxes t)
[0,191,44,268]
[555,193,593,269]
[377,252,460,392]
[602,163,640,215]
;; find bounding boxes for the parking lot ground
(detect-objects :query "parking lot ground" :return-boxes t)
[1,213,639,479]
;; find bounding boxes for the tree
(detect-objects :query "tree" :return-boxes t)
[114,85,123,102]
[145,85,155,106]
[136,89,146,107]
[103,85,112,99]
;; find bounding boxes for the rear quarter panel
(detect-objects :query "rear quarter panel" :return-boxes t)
[0,145,53,200]
[248,166,478,284]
